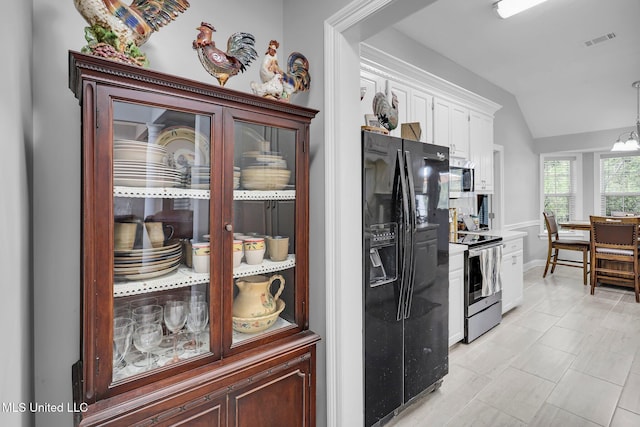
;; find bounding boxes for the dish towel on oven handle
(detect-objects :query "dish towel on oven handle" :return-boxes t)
[480,245,503,297]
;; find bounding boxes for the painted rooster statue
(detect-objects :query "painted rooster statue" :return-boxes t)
[74,0,191,67]
[192,22,258,87]
[250,40,311,102]
[372,91,399,131]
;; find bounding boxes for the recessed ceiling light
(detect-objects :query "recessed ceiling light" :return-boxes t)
[493,0,550,19]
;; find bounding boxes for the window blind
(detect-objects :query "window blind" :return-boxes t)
[600,154,640,215]
[543,158,575,223]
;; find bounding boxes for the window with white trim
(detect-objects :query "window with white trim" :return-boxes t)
[599,153,640,215]
[540,154,582,232]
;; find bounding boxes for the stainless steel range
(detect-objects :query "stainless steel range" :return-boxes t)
[452,233,503,343]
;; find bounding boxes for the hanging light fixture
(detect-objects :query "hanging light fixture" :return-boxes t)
[493,0,550,19]
[611,81,640,152]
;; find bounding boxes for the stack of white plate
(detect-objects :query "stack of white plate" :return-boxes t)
[190,165,210,189]
[114,241,182,280]
[114,140,168,163]
[114,159,184,188]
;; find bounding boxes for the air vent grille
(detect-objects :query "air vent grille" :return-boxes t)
[584,32,616,47]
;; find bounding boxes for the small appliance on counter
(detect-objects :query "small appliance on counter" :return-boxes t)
[449,158,474,198]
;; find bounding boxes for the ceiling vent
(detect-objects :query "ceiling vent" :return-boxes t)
[584,32,616,47]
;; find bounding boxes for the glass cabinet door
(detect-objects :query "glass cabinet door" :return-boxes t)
[229,120,300,347]
[110,100,215,383]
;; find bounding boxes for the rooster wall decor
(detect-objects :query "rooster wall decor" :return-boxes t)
[192,22,258,87]
[74,0,191,67]
[372,91,399,131]
[250,40,311,102]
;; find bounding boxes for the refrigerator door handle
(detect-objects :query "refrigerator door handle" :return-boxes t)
[403,150,418,319]
[396,149,411,322]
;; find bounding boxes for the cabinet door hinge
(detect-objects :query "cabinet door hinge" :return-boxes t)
[95,356,100,375]
[308,373,312,388]
[303,139,307,153]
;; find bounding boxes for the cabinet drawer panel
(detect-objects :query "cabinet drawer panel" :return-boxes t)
[230,367,308,427]
[156,401,223,427]
[502,238,523,255]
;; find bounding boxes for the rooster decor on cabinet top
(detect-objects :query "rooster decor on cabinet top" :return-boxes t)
[372,91,399,132]
[74,0,191,67]
[192,22,258,87]
[250,40,311,103]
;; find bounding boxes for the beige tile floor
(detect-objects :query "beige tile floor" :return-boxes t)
[387,266,640,427]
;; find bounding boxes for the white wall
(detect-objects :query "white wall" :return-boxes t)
[1,2,32,426]
[32,1,288,426]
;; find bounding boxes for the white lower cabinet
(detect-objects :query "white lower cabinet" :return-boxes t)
[449,251,464,346]
[501,237,524,314]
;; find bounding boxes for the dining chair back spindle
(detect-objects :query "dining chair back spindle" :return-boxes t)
[543,211,590,285]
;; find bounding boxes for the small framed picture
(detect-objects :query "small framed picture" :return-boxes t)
[365,114,379,127]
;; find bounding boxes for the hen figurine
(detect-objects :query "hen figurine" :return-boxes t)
[74,0,191,67]
[250,40,311,102]
[192,22,258,87]
[372,91,399,131]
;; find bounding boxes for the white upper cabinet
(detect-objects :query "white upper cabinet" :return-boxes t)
[410,89,433,144]
[434,98,469,158]
[385,80,410,139]
[360,69,386,127]
[470,110,494,193]
[451,103,470,159]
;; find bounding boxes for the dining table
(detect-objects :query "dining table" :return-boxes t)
[559,216,640,231]
[558,220,591,231]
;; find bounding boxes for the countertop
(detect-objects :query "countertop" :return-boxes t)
[459,229,527,240]
[449,243,467,256]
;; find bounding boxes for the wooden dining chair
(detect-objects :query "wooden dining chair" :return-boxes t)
[543,211,590,285]
[589,215,640,302]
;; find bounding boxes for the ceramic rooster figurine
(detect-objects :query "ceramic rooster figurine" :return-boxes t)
[192,22,258,87]
[372,91,399,131]
[250,40,311,102]
[74,0,191,67]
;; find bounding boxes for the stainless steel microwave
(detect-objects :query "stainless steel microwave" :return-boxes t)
[449,158,474,197]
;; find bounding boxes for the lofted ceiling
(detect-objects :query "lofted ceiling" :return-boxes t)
[392,0,640,139]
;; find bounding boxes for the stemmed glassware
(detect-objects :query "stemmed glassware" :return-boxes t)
[164,300,188,364]
[186,301,209,354]
[113,317,134,378]
[133,323,164,370]
[131,304,163,371]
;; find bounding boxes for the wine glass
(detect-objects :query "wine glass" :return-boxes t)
[132,323,163,370]
[164,300,188,363]
[132,304,163,325]
[113,317,134,377]
[186,301,209,354]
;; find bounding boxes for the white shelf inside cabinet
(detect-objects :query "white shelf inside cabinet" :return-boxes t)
[114,266,210,297]
[114,186,210,199]
[234,190,295,200]
[233,255,296,278]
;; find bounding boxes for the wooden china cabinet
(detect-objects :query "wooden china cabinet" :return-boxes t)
[69,51,319,426]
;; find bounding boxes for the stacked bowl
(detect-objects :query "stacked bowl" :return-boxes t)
[240,151,290,191]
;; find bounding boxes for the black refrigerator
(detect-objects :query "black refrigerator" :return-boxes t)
[362,131,449,427]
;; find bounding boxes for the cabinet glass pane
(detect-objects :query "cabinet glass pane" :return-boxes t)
[231,121,297,344]
[111,101,213,382]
